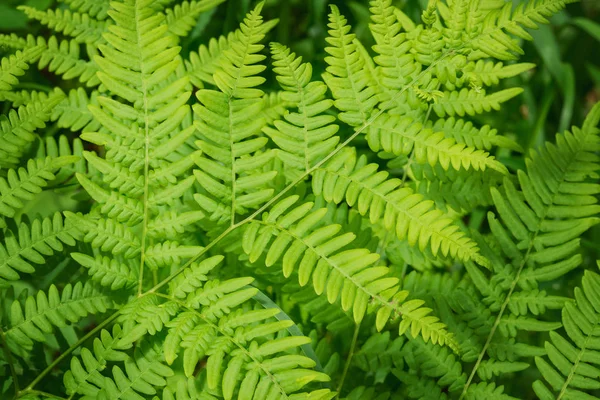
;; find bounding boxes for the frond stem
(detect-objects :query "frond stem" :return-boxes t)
[137,0,152,297]
[336,321,361,398]
[19,390,67,400]
[0,326,19,396]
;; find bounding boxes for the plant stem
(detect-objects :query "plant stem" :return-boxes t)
[336,321,361,398]
[19,390,67,400]
[0,326,19,396]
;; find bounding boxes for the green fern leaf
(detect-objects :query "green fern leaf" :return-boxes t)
[242,194,458,350]
[263,43,339,179]
[184,17,278,88]
[533,270,600,400]
[313,148,487,264]
[5,281,113,352]
[0,88,66,168]
[18,6,109,44]
[165,0,226,37]
[0,156,78,225]
[0,212,79,286]
[63,325,129,398]
[433,87,523,117]
[60,0,111,20]
[0,45,44,91]
[192,2,277,224]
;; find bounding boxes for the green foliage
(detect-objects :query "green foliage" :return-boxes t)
[0,0,598,399]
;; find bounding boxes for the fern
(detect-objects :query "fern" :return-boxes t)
[1,0,596,399]
[192,3,276,224]
[533,269,600,399]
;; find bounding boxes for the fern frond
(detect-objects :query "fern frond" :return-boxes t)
[461,101,600,395]
[367,114,508,173]
[533,270,600,399]
[353,331,404,383]
[313,148,487,264]
[169,306,331,394]
[464,382,518,400]
[63,324,128,398]
[490,101,600,291]
[477,359,529,381]
[0,156,78,225]
[243,194,458,350]
[368,0,422,115]
[18,6,109,44]
[0,88,66,168]
[5,281,112,352]
[0,45,44,91]
[413,169,500,213]
[184,18,278,88]
[470,0,574,60]
[433,87,523,117]
[64,212,140,258]
[461,61,535,88]
[71,253,137,290]
[165,0,226,37]
[429,117,522,152]
[263,43,339,178]
[51,88,101,132]
[0,212,79,286]
[323,5,379,126]
[260,91,291,125]
[97,345,174,400]
[60,0,111,20]
[25,35,100,86]
[192,3,277,224]
[403,336,467,392]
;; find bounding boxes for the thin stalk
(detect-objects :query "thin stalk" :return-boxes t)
[336,321,361,398]
[0,326,19,396]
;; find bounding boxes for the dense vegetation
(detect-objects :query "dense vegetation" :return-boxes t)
[1,0,600,399]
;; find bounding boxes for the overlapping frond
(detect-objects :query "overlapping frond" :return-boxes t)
[470,0,576,60]
[429,118,522,152]
[165,0,226,37]
[18,6,109,44]
[433,87,523,118]
[4,281,112,353]
[367,113,508,173]
[60,0,111,20]
[313,147,487,265]
[323,5,379,126]
[0,156,78,226]
[184,16,278,88]
[0,88,66,168]
[489,101,600,290]
[24,35,100,86]
[63,324,128,398]
[72,0,203,284]
[242,194,458,350]
[0,212,79,287]
[0,45,43,91]
[51,88,101,132]
[192,2,277,224]
[263,43,339,179]
[533,270,600,400]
